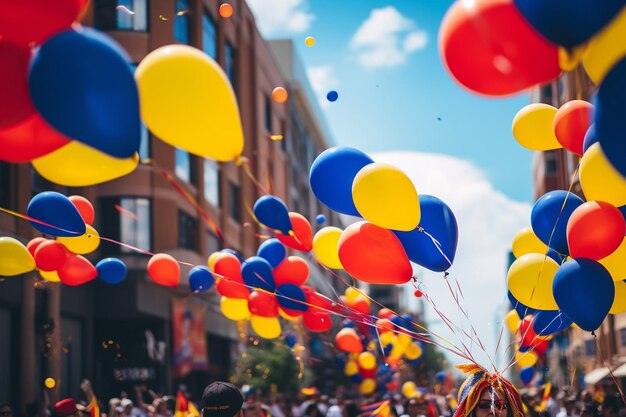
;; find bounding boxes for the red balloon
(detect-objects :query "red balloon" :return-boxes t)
[277,212,313,252]
[214,253,249,298]
[360,367,377,378]
[274,256,309,286]
[0,114,70,162]
[34,240,68,271]
[69,195,95,225]
[147,253,180,287]
[518,315,538,349]
[351,296,370,315]
[338,222,412,284]
[376,318,395,334]
[335,328,363,352]
[248,291,279,317]
[280,306,305,317]
[27,237,47,258]
[0,0,88,46]
[533,338,549,356]
[306,290,332,315]
[378,308,394,319]
[567,201,625,260]
[439,0,560,97]
[303,311,332,332]
[0,43,35,128]
[58,254,97,286]
[554,100,594,156]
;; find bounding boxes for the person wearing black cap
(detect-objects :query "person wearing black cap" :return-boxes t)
[201,382,244,417]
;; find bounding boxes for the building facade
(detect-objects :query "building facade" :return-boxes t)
[0,0,339,411]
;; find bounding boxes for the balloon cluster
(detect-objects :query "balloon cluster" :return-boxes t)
[1,3,242,186]
[0,191,128,285]
[308,147,459,283]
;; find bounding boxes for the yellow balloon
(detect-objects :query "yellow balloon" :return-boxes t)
[505,309,521,334]
[305,36,315,47]
[40,270,61,283]
[344,361,358,376]
[345,287,360,303]
[250,315,281,339]
[507,254,559,310]
[358,352,377,370]
[402,381,417,398]
[57,225,100,255]
[583,6,626,85]
[405,343,423,360]
[515,349,538,368]
[512,104,562,151]
[220,297,250,321]
[352,163,420,231]
[208,252,221,272]
[511,227,549,258]
[580,143,626,207]
[0,237,35,276]
[397,333,413,349]
[610,280,626,315]
[380,332,395,346]
[33,141,138,186]
[600,237,626,282]
[44,378,56,389]
[313,227,343,269]
[279,308,300,321]
[136,45,244,162]
[359,378,377,395]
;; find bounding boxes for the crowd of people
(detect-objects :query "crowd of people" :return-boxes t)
[1,376,625,417]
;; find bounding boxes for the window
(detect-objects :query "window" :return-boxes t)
[99,197,151,253]
[178,210,198,251]
[95,0,148,31]
[228,181,241,222]
[203,159,220,206]
[621,328,626,347]
[31,168,55,196]
[280,120,287,152]
[174,0,190,43]
[225,42,237,90]
[264,96,273,133]
[202,12,217,59]
[207,231,221,254]
[584,339,596,357]
[0,163,11,209]
[545,151,557,176]
[139,124,150,161]
[175,148,191,183]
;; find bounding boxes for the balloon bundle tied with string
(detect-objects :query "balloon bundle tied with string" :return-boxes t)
[453,364,524,417]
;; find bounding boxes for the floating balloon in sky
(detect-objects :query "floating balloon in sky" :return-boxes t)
[272,87,288,103]
[219,3,233,18]
[327,91,339,102]
[305,36,315,47]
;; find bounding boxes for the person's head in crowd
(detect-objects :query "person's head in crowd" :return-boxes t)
[242,386,257,404]
[405,396,428,417]
[152,399,169,416]
[304,404,321,417]
[55,399,82,417]
[581,403,599,417]
[344,401,360,417]
[201,382,244,417]
[0,403,13,417]
[319,396,329,405]
[120,399,133,416]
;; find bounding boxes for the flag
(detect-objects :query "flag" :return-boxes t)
[86,396,100,417]
[175,391,200,417]
[536,383,552,412]
[361,400,390,417]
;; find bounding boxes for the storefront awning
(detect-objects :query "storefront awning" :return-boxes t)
[584,367,610,385]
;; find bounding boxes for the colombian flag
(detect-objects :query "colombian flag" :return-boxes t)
[86,396,100,417]
[175,391,200,417]
[361,400,390,417]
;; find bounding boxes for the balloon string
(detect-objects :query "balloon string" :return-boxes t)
[595,333,626,405]
[159,168,228,248]
[0,207,84,237]
[238,157,270,196]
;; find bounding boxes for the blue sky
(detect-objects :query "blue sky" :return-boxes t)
[248,0,534,203]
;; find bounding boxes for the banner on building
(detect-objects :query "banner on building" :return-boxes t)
[172,298,208,377]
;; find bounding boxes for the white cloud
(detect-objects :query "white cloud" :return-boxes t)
[371,151,531,371]
[306,65,339,109]
[350,7,428,69]
[247,0,314,36]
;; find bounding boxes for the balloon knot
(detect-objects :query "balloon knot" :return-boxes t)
[591,331,596,337]
[444,271,450,278]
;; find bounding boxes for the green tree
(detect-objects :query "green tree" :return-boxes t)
[231,342,302,396]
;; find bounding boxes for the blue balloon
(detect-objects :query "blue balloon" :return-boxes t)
[533,310,572,336]
[188,266,215,293]
[257,239,286,268]
[512,0,626,48]
[342,319,355,328]
[508,291,536,318]
[96,258,127,284]
[241,256,275,292]
[315,214,326,224]
[383,344,393,356]
[351,374,363,383]
[28,27,140,158]
[27,191,86,237]
[221,248,245,263]
[285,332,297,348]
[520,367,535,385]
[553,259,615,331]
[619,205,626,225]
[582,124,598,154]
[309,147,373,216]
[435,371,447,383]
[531,190,584,254]
[394,195,458,272]
[390,314,403,327]
[253,195,292,234]
[276,283,307,311]
[546,249,567,264]
[596,57,626,178]
[326,90,339,102]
